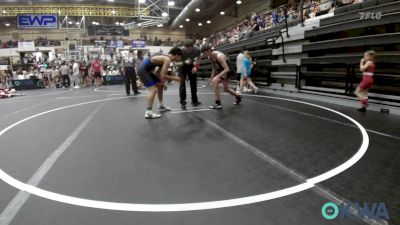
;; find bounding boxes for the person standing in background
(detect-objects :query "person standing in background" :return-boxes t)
[91,58,103,87]
[179,39,202,109]
[52,66,61,88]
[240,51,259,93]
[59,62,70,88]
[354,50,376,112]
[72,60,80,89]
[236,48,246,93]
[123,49,140,96]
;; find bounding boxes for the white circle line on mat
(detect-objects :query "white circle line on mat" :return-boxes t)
[0,94,369,212]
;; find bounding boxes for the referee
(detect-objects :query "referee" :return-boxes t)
[123,49,140,96]
[179,39,202,109]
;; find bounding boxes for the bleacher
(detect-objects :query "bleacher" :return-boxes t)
[199,0,400,107]
[301,0,400,105]
[199,28,284,84]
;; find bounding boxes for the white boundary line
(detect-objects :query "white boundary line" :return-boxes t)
[93,84,206,93]
[171,108,212,114]
[0,89,73,104]
[0,94,369,212]
[0,103,104,225]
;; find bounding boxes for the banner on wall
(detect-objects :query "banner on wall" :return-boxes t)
[17,14,58,29]
[132,40,146,48]
[88,25,129,36]
[106,40,124,48]
[17,41,35,51]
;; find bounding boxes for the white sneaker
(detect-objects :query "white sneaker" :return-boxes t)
[145,112,162,119]
[158,105,171,112]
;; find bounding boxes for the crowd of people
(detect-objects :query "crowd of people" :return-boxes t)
[208,0,368,46]
[0,37,61,48]
[1,36,178,49]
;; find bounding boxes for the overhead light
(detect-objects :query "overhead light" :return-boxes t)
[75,22,80,25]
[112,10,115,14]
[138,23,142,26]
[2,10,5,13]
[207,20,211,24]
[179,25,183,28]
[115,22,120,25]
[120,22,124,26]
[220,11,225,15]
[185,18,190,22]
[198,23,202,26]
[92,21,99,25]
[162,12,168,17]
[139,0,145,3]
[157,24,163,27]
[168,1,175,6]
[195,8,200,12]
[68,21,73,24]
[108,0,114,1]
[236,0,242,4]
[5,23,10,27]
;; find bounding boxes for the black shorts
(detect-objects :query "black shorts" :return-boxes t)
[138,68,160,87]
[237,73,241,81]
[219,70,234,80]
[94,72,101,78]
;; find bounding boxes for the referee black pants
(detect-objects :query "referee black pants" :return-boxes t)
[125,67,138,94]
[179,65,198,104]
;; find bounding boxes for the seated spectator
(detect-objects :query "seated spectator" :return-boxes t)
[316,0,333,16]
[277,8,286,23]
[257,15,266,30]
[272,10,278,26]
[309,0,321,18]
[336,0,354,7]
[251,12,258,20]
[302,0,312,19]
[287,6,298,22]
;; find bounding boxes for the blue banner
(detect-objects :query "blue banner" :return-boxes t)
[17,14,58,29]
[132,40,146,48]
[103,75,125,85]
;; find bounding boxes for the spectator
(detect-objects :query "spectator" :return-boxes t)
[51,66,60,88]
[257,15,266,30]
[272,10,279,26]
[236,48,246,93]
[71,60,80,88]
[277,8,286,23]
[240,51,259,93]
[245,19,260,39]
[251,12,258,20]
[302,0,312,19]
[316,0,333,16]
[59,62,71,88]
[287,6,298,22]
[91,58,103,87]
[336,0,354,7]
